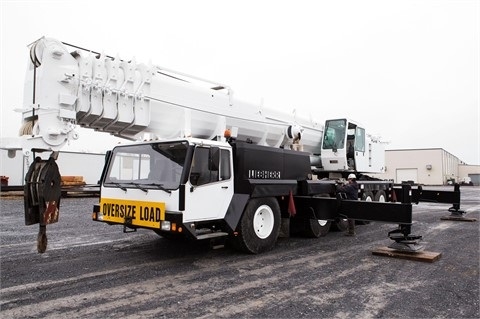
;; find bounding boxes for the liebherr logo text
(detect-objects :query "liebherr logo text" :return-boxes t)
[248,169,281,179]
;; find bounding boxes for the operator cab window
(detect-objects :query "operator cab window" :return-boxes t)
[323,119,346,150]
[189,147,231,186]
[355,127,365,152]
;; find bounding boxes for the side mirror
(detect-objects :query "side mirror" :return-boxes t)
[208,147,220,171]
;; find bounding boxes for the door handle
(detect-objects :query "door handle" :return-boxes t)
[221,186,229,189]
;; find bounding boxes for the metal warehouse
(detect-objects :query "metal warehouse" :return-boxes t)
[374,148,480,185]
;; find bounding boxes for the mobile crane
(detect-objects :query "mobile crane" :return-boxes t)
[3,37,440,253]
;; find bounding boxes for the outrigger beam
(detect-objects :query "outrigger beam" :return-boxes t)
[395,183,465,216]
[295,184,424,252]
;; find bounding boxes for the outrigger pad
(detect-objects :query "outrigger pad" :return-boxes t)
[440,216,477,222]
[372,247,442,263]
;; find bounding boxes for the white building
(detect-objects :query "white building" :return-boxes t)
[373,148,480,185]
[1,150,106,186]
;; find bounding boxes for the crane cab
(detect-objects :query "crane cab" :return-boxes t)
[321,118,385,174]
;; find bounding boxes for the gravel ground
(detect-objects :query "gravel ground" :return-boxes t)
[1,186,479,318]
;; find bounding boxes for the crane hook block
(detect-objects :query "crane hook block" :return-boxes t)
[24,156,61,253]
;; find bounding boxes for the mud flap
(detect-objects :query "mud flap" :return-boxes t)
[24,156,61,253]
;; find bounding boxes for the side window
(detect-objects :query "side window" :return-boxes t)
[220,149,231,180]
[355,127,365,152]
[323,128,336,149]
[189,147,218,186]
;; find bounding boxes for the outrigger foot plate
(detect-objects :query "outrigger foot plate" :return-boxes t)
[388,240,424,252]
[388,232,424,253]
[448,207,467,216]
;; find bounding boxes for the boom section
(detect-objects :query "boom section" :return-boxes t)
[14,37,323,159]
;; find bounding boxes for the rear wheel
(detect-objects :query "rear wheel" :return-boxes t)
[362,191,374,201]
[332,218,349,231]
[374,190,386,202]
[231,197,281,254]
[303,218,331,238]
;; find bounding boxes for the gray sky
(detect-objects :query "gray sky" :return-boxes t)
[1,0,479,164]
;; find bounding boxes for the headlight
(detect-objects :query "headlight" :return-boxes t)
[161,221,171,231]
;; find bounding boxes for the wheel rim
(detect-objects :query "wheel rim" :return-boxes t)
[253,204,275,239]
[318,220,328,227]
[378,194,386,202]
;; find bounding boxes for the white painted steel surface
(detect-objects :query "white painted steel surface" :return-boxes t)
[1,37,389,175]
[15,38,324,157]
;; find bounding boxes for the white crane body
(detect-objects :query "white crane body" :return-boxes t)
[5,37,418,255]
[18,39,322,156]
[10,37,385,173]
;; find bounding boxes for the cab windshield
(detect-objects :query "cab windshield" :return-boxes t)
[323,119,346,150]
[104,141,189,190]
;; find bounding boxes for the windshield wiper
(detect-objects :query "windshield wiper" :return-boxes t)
[106,182,128,191]
[143,183,172,194]
[130,182,149,193]
[106,181,171,194]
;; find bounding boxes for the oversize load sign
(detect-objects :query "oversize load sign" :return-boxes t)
[99,198,165,229]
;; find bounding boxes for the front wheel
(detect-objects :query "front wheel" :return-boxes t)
[231,197,281,254]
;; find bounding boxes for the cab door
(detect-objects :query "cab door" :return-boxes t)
[183,146,234,222]
[321,119,348,170]
[353,126,369,171]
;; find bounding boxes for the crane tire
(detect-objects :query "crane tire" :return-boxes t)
[374,190,387,202]
[303,218,331,238]
[332,218,349,231]
[362,191,374,201]
[231,197,281,254]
